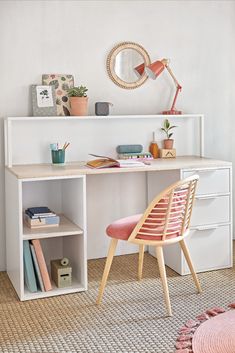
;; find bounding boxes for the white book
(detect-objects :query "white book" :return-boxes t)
[117,159,147,168]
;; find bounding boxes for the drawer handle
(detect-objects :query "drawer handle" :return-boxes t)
[193,169,216,174]
[195,195,219,200]
[193,225,219,231]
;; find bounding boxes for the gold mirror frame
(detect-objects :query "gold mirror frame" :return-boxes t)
[106,42,151,89]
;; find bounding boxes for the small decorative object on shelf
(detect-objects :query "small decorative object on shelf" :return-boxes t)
[95,102,113,116]
[160,149,176,158]
[24,206,60,228]
[42,74,74,116]
[51,258,72,288]
[161,119,177,149]
[31,85,57,116]
[67,85,88,116]
[50,141,70,165]
[51,149,65,165]
[149,131,159,159]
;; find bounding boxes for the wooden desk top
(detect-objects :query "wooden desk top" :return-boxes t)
[6,156,232,179]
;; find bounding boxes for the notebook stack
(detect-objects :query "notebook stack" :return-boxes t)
[24,206,60,228]
[117,152,153,161]
[116,144,153,161]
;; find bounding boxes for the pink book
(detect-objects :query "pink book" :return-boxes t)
[31,239,52,291]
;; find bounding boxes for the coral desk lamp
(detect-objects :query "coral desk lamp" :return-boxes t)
[145,59,182,115]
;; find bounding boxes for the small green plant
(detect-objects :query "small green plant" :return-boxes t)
[161,119,177,139]
[67,85,88,97]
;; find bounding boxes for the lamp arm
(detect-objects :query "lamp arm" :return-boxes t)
[165,64,182,112]
[165,64,182,90]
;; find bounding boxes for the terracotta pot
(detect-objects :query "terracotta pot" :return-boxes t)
[163,139,174,149]
[70,97,88,116]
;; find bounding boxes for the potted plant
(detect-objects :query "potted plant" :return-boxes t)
[161,119,177,149]
[67,85,88,116]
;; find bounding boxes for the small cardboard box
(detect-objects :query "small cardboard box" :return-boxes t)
[160,148,176,158]
[51,259,72,288]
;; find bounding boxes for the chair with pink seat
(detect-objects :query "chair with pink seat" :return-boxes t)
[97,175,202,316]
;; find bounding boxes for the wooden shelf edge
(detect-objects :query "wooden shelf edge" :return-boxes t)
[22,214,83,240]
[23,282,85,300]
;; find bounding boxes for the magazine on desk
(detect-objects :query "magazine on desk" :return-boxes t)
[86,154,148,169]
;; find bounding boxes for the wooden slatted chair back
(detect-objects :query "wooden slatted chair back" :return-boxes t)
[128,175,199,244]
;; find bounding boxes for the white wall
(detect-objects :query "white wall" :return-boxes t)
[0,0,234,270]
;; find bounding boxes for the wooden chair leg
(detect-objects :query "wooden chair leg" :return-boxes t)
[180,239,202,293]
[96,238,118,305]
[155,246,172,317]
[138,244,145,280]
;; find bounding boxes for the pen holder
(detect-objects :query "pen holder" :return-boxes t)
[51,149,65,164]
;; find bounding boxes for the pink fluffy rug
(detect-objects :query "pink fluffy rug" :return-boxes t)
[175,304,235,353]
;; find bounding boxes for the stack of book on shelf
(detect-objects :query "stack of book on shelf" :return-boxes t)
[117,152,153,161]
[24,206,60,228]
[23,239,52,293]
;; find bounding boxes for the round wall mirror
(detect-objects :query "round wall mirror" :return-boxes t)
[106,42,151,89]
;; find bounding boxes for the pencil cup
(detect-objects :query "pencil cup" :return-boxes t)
[51,149,65,164]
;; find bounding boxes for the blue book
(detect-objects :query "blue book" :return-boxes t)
[25,207,55,219]
[23,240,38,292]
[25,210,56,219]
[27,207,51,215]
[30,243,45,292]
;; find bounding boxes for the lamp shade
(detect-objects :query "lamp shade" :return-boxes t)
[134,63,145,78]
[145,60,165,80]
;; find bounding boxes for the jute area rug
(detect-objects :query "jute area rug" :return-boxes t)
[0,251,235,353]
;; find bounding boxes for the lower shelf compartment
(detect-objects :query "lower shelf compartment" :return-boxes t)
[22,234,87,300]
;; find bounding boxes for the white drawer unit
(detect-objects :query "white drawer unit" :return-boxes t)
[182,168,230,195]
[183,224,232,273]
[161,166,232,275]
[191,195,230,226]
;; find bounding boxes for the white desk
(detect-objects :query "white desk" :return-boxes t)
[5,156,232,300]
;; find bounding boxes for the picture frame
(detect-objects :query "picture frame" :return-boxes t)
[42,74,74,116]
[31,85,57,116]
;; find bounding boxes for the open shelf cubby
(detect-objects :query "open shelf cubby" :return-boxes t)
[5,170,87,301]
[23,234,86,300]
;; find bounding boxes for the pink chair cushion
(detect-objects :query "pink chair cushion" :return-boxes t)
[106,214,142,240]
[106,214,169,241]
[106,191,187,241]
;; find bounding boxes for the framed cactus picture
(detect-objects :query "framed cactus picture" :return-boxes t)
[42,74,74,116]
[31,85,57,116]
